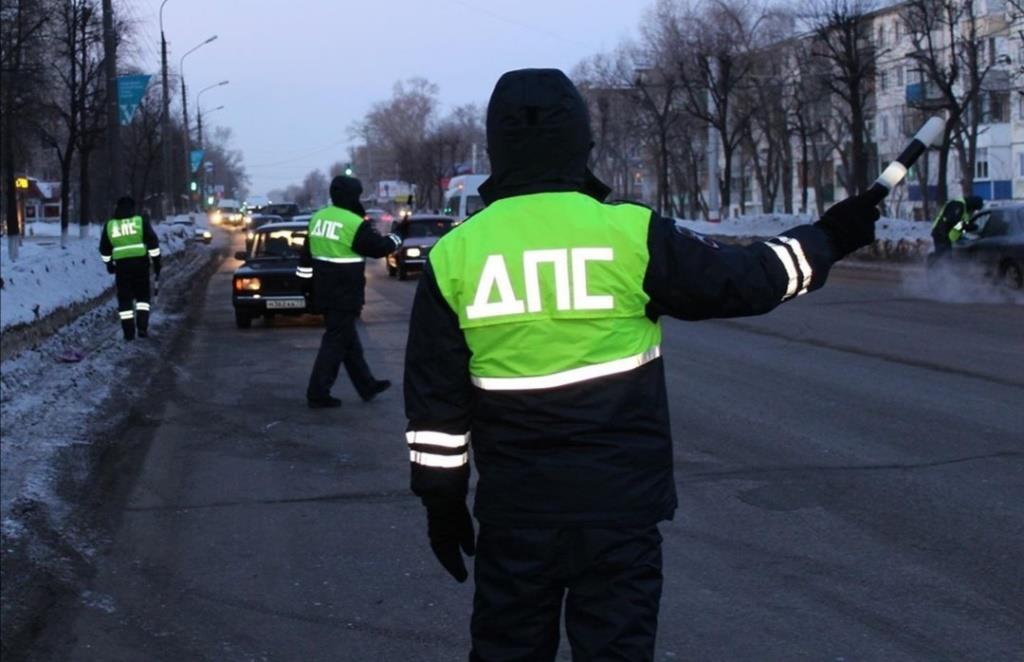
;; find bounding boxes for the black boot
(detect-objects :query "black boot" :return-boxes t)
[361,380,391,402]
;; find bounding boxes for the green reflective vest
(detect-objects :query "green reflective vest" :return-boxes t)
[307,206,363,263]
[429,191,661,389]
[106,215,146,259]
[932,199,970,242]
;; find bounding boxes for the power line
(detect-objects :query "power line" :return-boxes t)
[245,139,349,169]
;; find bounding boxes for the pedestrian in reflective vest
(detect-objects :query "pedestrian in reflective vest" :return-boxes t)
[403,68,882,661]
[297,175,402,408]
[931,195,983,256]
[99,196,161,340]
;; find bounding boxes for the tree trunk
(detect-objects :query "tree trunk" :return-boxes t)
[79,148,92,237]
[720,148,733,218]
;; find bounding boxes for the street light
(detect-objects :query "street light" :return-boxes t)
[159,0,172,217]
[196,80,229,150]
[180,35,217,210]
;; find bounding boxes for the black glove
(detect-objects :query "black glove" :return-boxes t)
[152,256,162,279]
[106,261,116,274]
[424,497,475,583]
[814,191,881,258]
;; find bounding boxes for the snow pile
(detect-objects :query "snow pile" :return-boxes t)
[1,218,192,332]
[675,213,931,242]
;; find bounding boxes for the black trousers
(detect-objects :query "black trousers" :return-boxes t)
[470,524,663,662]
[306,308,376,401]
[114,262,151,339]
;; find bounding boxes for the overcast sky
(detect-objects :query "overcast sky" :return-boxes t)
[132,0,648,198]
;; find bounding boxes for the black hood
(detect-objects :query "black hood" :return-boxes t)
[479,68,610,205]
[114,196,135,219]
[329,175,366,217]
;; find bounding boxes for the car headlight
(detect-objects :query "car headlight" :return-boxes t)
[202,230,212,238]
[406,247,421,258]
[246,231,254,240]
[234,277,261,292]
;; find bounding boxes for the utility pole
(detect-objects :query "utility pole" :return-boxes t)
[159,0,172,218]
[102,0,122,214]
[179,36,217,212]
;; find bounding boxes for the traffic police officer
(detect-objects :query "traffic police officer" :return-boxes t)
[403,68,882,660]
[99,196,161,340]
[930,195,983,256]
[298,175,402,408]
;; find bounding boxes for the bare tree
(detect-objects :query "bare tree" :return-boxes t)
[903,0,1004,203]
[1,0,50,255]
[805,0,882,197]
[673,0,762,216]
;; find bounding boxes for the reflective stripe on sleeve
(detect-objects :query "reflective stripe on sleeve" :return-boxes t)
[388,234,402,249]
[100,254,112,263]
[296,266,313,279]
[118,310,135,320]
[410,450,469,468]
[314,256,364,264]
[472,346,661,391]
[774,237,812,297]
[764,242,799,300]
[148,247,161,257]
[136,302,151,311]
[406,430,469,449]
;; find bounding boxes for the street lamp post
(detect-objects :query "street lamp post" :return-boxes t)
[179,35,217,210]
[159,0,172,217]
[196,80,229,150]
[197,105,223,204]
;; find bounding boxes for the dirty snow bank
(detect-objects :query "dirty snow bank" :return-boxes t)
[0,236,220,652]
[1,217,193,332]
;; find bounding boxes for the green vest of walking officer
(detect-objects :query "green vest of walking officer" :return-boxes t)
[297,175,401,408]
[931,195,983,253]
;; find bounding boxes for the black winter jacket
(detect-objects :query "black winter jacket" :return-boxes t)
[298,209,399,311]
[98,215,161,275]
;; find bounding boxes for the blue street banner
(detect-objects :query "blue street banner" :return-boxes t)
[117,74,152,125]
[190,149,205,174]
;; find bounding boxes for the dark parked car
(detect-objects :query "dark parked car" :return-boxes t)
[950,203,1024,289]
[232,221,316,328]
[386,214,454,280]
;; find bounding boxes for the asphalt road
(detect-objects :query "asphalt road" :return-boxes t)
[25,233,1024,661]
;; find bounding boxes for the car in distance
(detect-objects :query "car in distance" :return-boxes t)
[232,220,316,328]
[364,208,395,235]
[212,200,244,227]
[168,214,213,244]
[386,214,455,280]
[952,203,1024,289]
[262,202,301,220]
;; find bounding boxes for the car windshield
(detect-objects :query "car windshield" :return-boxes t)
[219,207,239,214]
[251,215,282,229]
[403,219,453,239]
[252,228,306,258]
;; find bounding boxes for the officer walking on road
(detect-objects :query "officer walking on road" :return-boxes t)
[403,68,883,660]
[930,195,983,257]
[99,196,161,341]
[299,175,403,409]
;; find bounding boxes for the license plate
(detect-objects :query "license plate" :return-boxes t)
[266,298,305,309]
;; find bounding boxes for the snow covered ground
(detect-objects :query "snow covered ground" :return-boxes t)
[1,218,193,332]
[674,213,931,242]
[0,229,220,642]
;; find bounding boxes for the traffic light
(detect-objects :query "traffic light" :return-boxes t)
[207,195,215,206]
[344,164,353,176]
[190,180,198,192]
